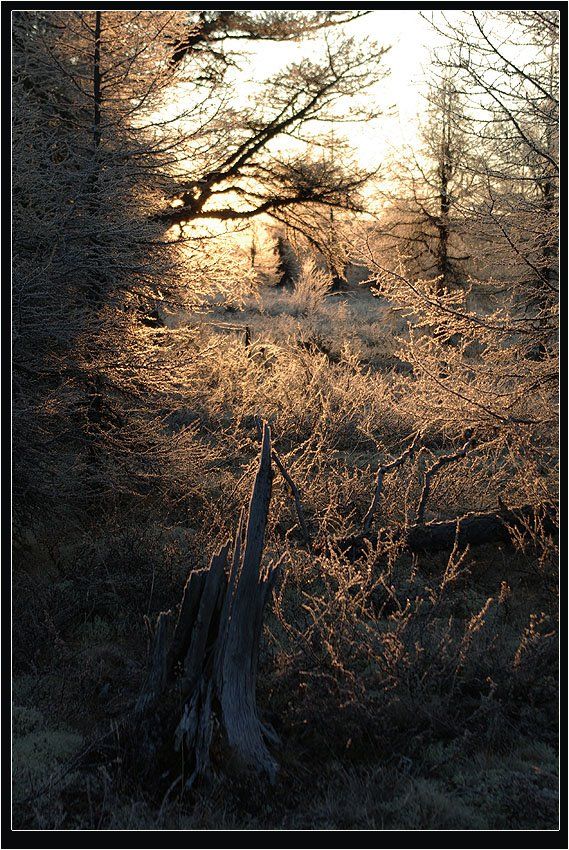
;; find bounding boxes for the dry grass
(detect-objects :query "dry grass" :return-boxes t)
[12,261,558,830]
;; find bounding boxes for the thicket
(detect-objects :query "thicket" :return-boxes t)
[12,10,558,831]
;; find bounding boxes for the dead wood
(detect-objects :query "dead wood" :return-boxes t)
[272,449,312,550]
[403,501,557,553]
[362,432,421,535]
[135,422,280,787]
[415,433,474,524]
[341,501,557,559]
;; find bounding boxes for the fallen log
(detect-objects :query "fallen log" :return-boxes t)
[404,501,557,553]
[340,502,557,559]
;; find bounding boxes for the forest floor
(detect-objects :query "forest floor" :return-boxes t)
[12,280,558,830]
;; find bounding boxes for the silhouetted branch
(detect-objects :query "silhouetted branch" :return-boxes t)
[272,449,312,551]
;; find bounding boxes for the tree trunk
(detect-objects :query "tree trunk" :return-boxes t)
[275,236,296,288]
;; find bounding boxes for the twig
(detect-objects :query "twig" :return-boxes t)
[415,363,539,426]
[415,433,475,524]
[271,450,312,552]
[362,432,421,535]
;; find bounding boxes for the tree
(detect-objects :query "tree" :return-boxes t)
[352,11,558,496]
[426,10,559,339]
[12,8,390,611]
[13,11,192,518]
[375,74,474,290]
[154,38,388,235]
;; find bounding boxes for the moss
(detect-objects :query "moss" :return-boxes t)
[75,615,116,646]
[12,704,84,808]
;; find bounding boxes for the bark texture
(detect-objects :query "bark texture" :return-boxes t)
[135,423,279,786]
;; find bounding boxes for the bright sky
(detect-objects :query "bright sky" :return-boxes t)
[149,10,435,177]
[152,9,554,242]
[153,10,439,237]
[155,10,547,183]
[231,10,434,169]
[351,10,432,160]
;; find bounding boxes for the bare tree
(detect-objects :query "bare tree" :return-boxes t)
[426,10,559,339]
[155,37,388,233]
[376,74,474,290]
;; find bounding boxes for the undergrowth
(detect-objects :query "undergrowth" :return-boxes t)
[12,269,558,830]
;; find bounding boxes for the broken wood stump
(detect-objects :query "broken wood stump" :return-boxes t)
[135,422,280,787]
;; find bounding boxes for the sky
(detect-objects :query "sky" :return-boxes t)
[147,8,554,244]
[151,9,549,182]
[150,10,437,175]
[155,10,441,238]
[233,10,434,169]
[351,10,432,157]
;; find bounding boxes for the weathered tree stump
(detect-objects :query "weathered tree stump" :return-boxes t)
[135,423,280,786]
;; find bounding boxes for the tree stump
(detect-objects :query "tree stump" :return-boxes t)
[135,422,280,787]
